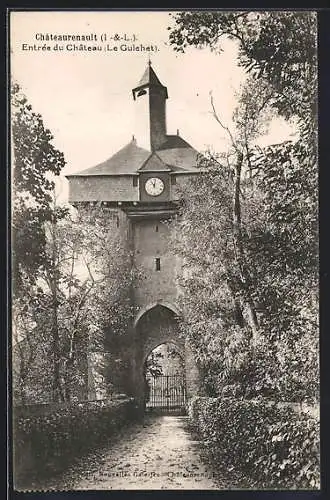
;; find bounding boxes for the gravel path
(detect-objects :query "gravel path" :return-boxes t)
[28,414,248,491]
[68,415,219,490]
[35,415,227,490]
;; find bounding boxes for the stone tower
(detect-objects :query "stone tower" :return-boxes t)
[66,62,201,404]
[132,60,168,151]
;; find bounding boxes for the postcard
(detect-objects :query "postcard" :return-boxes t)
[10,9,319,492]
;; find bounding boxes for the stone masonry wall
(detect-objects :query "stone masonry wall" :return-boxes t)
[132,219,179,309]
[68,176,139,202]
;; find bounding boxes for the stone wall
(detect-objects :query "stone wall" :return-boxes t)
[132,219,179,308]
[68,176,139,202]
[68,172,199,204]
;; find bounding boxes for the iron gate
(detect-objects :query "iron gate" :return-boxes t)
[145,374,186,414]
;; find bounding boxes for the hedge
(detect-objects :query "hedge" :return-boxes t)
[13,397,141,487]
[187,396,320,490]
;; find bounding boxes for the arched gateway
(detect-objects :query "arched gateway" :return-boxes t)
[132,303,199,411]
[66,62,202,410]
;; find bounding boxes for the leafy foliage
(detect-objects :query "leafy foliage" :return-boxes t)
[169,9,318,404]
[187,396,319,489]
[74,204,134,343]
[145,343,184,378]
[11,83,66,291]
[13,203,134,404]
[173,143,318,402]
[12,294,55,404]
[14,398,140,487]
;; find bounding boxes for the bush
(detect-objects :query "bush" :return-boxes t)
[13,398,141,486]
[187,396,320,489]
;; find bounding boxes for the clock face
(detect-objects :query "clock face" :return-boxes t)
[144,177,165,197]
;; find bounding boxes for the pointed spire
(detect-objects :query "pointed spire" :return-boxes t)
[132,63,168,151]
[132,62,168,99]
[137,65,162,87]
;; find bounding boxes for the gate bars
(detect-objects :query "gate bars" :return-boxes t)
[146,373,186,413]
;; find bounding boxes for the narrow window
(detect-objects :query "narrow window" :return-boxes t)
[155,258,161,271]
[116,215,120,227]
[155,224,159,232]
[171,175,176,185]
[133,176,138,187]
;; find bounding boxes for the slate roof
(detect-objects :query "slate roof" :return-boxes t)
[156,136,200,173]
[138,153,171,172]
[69,140,150,176]
[136,65,164,89]
[67,135,201,177]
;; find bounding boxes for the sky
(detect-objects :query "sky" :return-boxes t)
[10,11,296,198]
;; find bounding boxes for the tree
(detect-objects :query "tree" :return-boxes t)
[11,83,66,293]
[169,12,318,402]
[173,142,318,401]
[12,84,67,403]
[13,199,135,404]
[173,77,275,355]
[145,351,164,378]
[13,200,90,404]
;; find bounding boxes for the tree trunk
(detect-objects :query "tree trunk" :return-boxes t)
[49,217,64,403]
[232,151,259,347]
[234,298,245,327]
[63,355,76,402]
[51,293,64,403]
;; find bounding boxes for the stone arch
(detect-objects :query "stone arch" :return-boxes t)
[129,302,200,405]
[142,340,184,368]
[133,301,181,328]
[131,303,183,403]
[135,303,182,363]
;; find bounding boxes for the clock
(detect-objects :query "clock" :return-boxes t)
[145,177,165,197]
